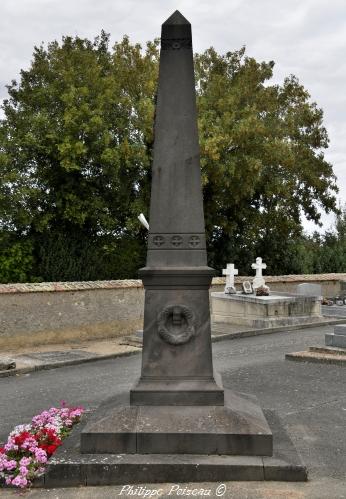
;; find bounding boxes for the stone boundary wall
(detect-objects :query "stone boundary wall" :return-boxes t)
[1,273,346,294]
[1,274,345,350]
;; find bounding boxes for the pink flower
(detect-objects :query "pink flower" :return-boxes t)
[12,475,28,488]
[1,403,83,489]
[21,436,37,450]
[19,465,29,476]
[34,448,47,464]
[19,456,32,466]
[4,442,18,452]
[4,459,17,471]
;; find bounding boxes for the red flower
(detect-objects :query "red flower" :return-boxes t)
[46,445,58,455]
[36,428,62,456]
[14,431,32,446]
[0,447,4,453]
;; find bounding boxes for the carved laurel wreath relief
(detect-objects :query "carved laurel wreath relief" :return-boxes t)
[157,305,196,345]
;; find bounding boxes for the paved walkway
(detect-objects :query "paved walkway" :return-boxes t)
[0,336,141,377]
[0,324,345,498]
[1,317,344,378]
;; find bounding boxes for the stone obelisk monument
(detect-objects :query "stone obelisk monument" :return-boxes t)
[79,9,273,459]
[46,12,306,485]
[130,10,223,406]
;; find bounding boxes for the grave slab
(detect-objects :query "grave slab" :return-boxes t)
[325,332,346,348]
[212,291,322,328]
[334,324,346,335]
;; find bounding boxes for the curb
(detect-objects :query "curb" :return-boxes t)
[211,317,346,342]
[285,353,346,366]
[0,349,140,379]
[1,318,345,379]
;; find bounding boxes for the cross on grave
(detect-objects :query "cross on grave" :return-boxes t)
[222,263,238,294]
[251,257,267,289]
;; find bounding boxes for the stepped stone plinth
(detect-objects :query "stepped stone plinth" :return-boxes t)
[80,390,272,456]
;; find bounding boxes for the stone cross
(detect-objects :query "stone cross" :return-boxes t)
[222,263,238,293]
[251,257,267,289]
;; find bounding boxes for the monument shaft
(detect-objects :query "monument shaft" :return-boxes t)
[130,11,223,405]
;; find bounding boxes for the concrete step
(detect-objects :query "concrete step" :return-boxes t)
[309,346,346,355]
[286,349,346,366]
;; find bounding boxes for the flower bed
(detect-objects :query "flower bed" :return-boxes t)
[0,402,83,488]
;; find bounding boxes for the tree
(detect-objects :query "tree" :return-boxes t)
[0,33,159,280]
[313,204,346,273]
[0,35,338,282]
[194,47,338,274]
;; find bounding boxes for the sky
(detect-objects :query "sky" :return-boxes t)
[0,0,345,233]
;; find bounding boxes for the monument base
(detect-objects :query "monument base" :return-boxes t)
[325,333,346,348]
[43,404,307,486]
[325,324,346,348]
[130,372,224,406]
[211,292,322,328]
[80,390,272,456]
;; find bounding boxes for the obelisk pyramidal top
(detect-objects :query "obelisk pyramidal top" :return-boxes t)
[131,11,223,406]
[146,10,207,268]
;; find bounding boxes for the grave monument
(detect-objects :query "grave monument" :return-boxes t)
[44,11,306,485]
[325,325,346,348]
[212,257,323,328]
[296,283,323,300]
[286,321,346,365]
[251,257,267,290]
[223,263,238,294]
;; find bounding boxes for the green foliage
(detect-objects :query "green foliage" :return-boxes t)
[0,233,37,283]
[34,231,146,281]
[0,32,157,281]
[0,32,158,237]
[194,47,338,273]
[273,205,346,276]
[311,205,346,273]
[0,34,339,282]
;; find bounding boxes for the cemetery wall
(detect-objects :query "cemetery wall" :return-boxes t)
[0,281,144,350]
[1,273,345,350]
